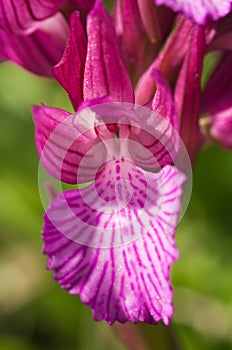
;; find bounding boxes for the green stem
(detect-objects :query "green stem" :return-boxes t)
[112,322,182,350]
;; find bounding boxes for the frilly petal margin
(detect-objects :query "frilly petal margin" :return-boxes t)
[0,13,69,78]
[154,0,232,25]
[53,12,87,111]
[43,161,185,325]
[0,0,63,34]
[83,0,134,103]
[33,105,107,184]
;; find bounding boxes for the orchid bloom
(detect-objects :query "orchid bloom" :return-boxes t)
[33,1,191,325]
[36,103,185,325]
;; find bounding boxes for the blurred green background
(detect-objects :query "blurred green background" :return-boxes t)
[0,61,232,350]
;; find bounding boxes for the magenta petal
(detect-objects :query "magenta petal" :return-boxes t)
[130,71,179,169]
[174,25,205,162]
[135,17,194,105]
[113,0,155,80]
[210,112,232,149]
[0,0,63,34]
[83,0,134,103]
[53,12,87,111]
[33,105,107,184]
[137,0,162,43]
[203,53,232,149]
[43,161,185,325]
[151,70,178,132]
[0,13,69,77]
[154,0,232,24]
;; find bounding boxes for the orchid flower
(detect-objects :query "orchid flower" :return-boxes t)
[33,0,190,325]
[35,103,185,325]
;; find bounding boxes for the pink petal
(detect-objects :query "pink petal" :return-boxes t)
[203,53,232,149]
[174,24,205,162]
[210,111,232,149]
[83,0,134,103]
[154,0,232,24]
[113,0,156,81]
[0,0,63,34]
[135,17,194,105]
[151,70,179,131]
[131,72,179,169]
[0,13,69,77]
[33,105,107,184]
[53,12,87,111]
[137,0,162,43]
[43,161,185,324]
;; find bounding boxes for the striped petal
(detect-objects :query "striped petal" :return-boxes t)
[83,0,134,103]
[43,160,185,325]
[33,105,107,184]
[0,13,69,77]
[0,0,63,34]
[53,11,87,111]
[154,0,232,25]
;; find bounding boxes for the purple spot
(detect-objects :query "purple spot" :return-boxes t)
[116,176,120,181]
[137,199,144,208]
[116,164,120,174]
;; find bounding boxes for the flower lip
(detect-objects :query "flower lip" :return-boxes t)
[40,102,193,326]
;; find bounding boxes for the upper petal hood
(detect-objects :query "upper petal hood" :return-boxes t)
[33,104,107,184]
